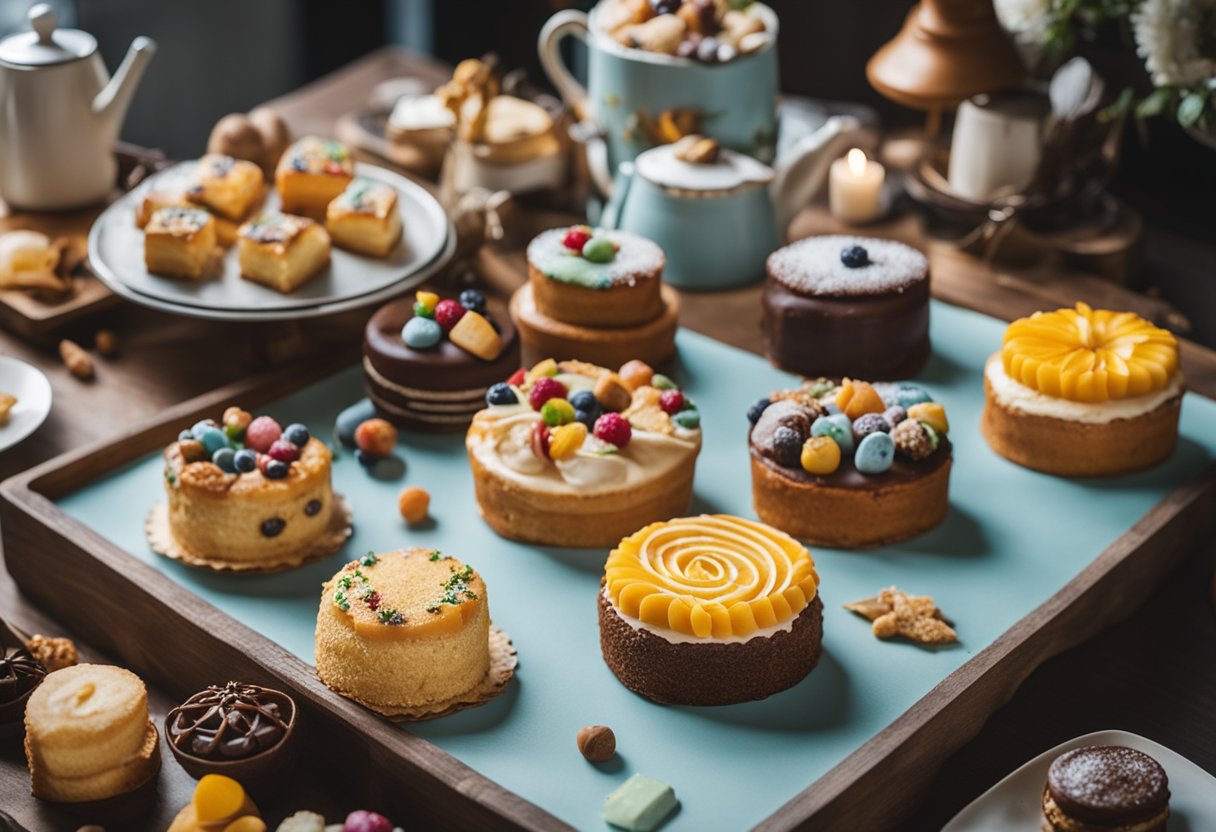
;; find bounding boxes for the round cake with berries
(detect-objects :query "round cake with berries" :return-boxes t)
[466,358,702,548]
[763,235,930,380]
[748,378,952,548]
[983,303,1183,477]
[599,514,823,706]
[364,289,521,433]
[316,549,514,718]
[510,226,679,368]
[148,408,350,572]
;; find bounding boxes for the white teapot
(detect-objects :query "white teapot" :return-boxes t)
[0,3,155,210]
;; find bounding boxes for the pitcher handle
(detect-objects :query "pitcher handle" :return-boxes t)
[538,10,591,123]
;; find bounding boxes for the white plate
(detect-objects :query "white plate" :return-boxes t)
[0,355,52,452]
[944,730,1216,831]
[88,161,452,318]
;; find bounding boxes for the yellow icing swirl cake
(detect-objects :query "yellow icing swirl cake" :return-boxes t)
[604,515,819,639]
[1002,303,1178,403]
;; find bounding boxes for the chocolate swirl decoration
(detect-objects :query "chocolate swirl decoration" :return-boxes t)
[166,681,292,760]
[0,645,46,706]
[604,515,819,639]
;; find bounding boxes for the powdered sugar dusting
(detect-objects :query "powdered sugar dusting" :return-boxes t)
[528,227,665,289]
[767,235,927,297]
[1048,746,1169,814]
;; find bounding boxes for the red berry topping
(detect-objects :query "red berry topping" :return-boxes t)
[528,377,568,410]
[659,390,685,415]
[343,810,393,832]
[531,421,551,460]
[562,227,592,253]
[355,418,398,457]
[434,299,466,332]
[507,368,526,387]
[267,439,300,463]
[245,416,282,453]
[594,412,632,448]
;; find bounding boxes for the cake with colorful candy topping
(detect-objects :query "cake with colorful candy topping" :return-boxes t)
[274,136,354,219]
[466,358,702,548]
[982,303,1182,477]
[599,514,823,705]
[749,378,952,548]
[149,408,350,572]
[363,288,520,432]
[510,226,679,368]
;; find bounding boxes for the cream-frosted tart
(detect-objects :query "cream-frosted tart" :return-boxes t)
[237,213,331,293]
[982,303,1183,477]
[599,514,823,705]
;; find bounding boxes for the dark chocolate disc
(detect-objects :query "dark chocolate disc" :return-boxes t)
[1047,745,1170,825]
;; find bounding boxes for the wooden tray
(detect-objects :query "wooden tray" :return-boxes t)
[2,309,1215,831]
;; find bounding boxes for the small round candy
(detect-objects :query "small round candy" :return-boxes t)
[800,435,841,475]
[618,360,654,391]
[528,377,567,410]
[569,390,598,413]
[283,423,310,447]
[412,301,434,319]
[199,427,229,455]
[190,419,218,440]
[486,382,517,406]
[840,245,869,268]
[747,398,771,425]
[260,456,290,480]
[855,431,895,475]
[342,810,393,832]
[593,412,632,448]
[540,398,575,427]
[335,399,376,449]
[893,384,933,408]
[233,448,258,473]
[355,418,397,457]
[268,439,300,463]
[659,390,685,415]
[245,416,282,453]
[883,405,907,427]
[772,426,804,468]
[178,429,194,442]
[574,408,596,428]
[401,316,442,349]
[811,413,854,456]
[852,412,890,445]
[459,288,487,314]
[582,236,616,263]
[673,408,700,430]
[212,447,236,473]
[398,486,430,526]
[651,374,677,391]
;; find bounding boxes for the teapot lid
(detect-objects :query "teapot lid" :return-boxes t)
[634,135,773,193]
[0,4,96,67]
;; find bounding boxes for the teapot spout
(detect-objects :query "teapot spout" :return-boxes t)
[92,36,157,134]
[770,115,865,234]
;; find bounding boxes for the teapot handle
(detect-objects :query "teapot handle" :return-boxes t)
[538,10,592,123]
[598,161,635,231]
[771,115,866,235]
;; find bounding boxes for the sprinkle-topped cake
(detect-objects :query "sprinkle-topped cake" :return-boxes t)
[237,212,331,293]
[598,514,823,705]
[325,178,403,257]
[274,136,354,218]
[315,549,497,714]
[763,235,930,380]
[1042,745,1170,832]
[748,377,952,548]
[512,226,679,368]
[982,303,1183,476]
[466,358,701,547]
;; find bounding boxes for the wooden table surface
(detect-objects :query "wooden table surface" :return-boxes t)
[2,47,1214,831]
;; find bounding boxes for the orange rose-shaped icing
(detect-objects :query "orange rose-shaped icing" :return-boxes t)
[1001,303,1178,403]
[604,515,819,639]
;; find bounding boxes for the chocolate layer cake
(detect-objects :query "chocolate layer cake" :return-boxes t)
[1043,745,1170,832]
[763,235,930,380]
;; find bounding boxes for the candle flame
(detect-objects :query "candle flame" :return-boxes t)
[847,148,867,177]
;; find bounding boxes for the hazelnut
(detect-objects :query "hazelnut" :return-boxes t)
[635,14,686,55]
[59,339,93,380]
[594,374,634,413]
[207,113,264,166]
[94,329,118,357]
[577,725,616,762]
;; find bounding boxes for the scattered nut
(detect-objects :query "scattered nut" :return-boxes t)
[618,360,655,391]
[94,329,118,357]
[594,374,634,413]
[673,134,720,164]
[845,587,957,646]
[635,14,686,55]
[207,113,265,167]
[59,339,94,380]
[26,634,78,672]
[577,725,617,762]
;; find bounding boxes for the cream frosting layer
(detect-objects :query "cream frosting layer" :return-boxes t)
[985,354,1183,424]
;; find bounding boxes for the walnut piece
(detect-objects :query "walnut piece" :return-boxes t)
[26,634,79,672]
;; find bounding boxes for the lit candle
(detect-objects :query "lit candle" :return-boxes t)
[829,148,885,225]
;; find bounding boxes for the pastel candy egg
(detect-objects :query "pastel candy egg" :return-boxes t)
[908,402,949,435]
[402,316,442,349]
[199,426,229,455]
[582,236,616,263]
[811,413,854,456]
[855,431,895,475]
[893,384,933,408]
[335,399,376,448]
[800,435,841,475]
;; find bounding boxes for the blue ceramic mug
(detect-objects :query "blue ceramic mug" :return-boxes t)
[538,4,780,174]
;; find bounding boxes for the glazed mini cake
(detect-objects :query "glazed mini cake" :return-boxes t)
[1043,746,1170,832]
[364,289,520,432]
[144,206,217,280]
[983,303,1183,477]
[186,154,265,222]
[275,136,355,218]
[763,236,930,380]
[325,178,403,257]
[599,514,823,705]
[315,549,490,712]
[749,378,952,548]
[154,409,345,572]
[511,226,679,368]
[137,187,239,247]
[237,213,331,293]
[24,664,160,803]
[466,358,702,548]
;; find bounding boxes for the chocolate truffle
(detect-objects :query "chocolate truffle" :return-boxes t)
[763,235,930,380]
[166,681,296,780]
[1043,745,1170,832]
[0,643,46,733]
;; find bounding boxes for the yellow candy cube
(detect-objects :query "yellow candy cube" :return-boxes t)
[449,311,504,361]
[836,379,886,420]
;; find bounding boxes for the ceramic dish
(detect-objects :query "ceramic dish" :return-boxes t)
[0,355,52,452]
[943,729,1216,831]
[88,161,450,315]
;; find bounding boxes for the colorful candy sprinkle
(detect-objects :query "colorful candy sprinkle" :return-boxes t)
[582,236,616,263]
[892,384,933,408]
[355,418,397,458]
[548,422,588,460]
[800,435,841,475]
[811,413,854,456]
[855,431,895,474]
[397,486,430,526]
[402,316,442,349]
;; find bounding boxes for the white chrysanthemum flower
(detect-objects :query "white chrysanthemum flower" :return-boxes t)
[1132,0,1216,87]
[994,0,1052,40]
